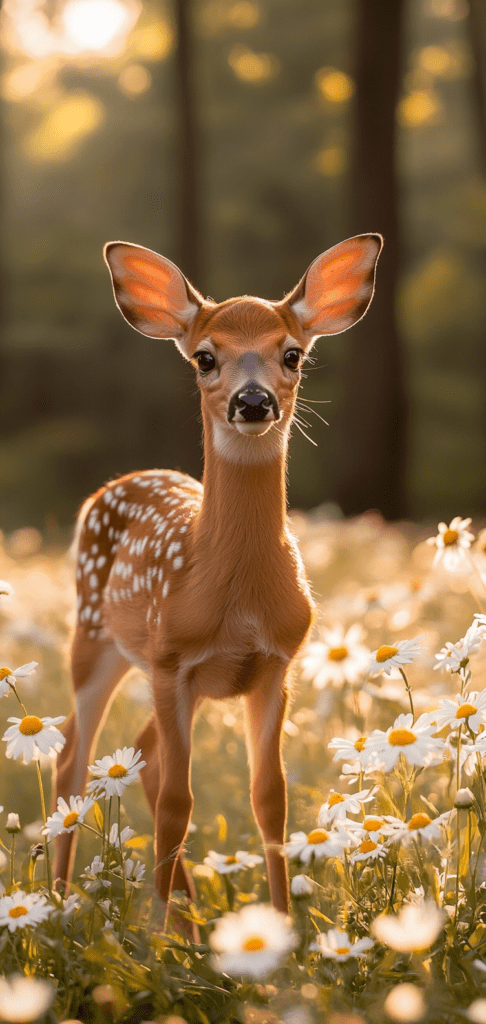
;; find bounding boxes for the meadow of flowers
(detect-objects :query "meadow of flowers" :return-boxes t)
[3,513,486,1023]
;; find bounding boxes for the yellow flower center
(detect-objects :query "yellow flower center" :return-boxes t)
[455,703,477,719]
[408,813,432,830]
[359,840,377,853]
[443,529,459,546]
[354,737,367,751]
[225,855,239,864]
[18,716,43,736]
[388,728,416,746]
[108,764,128,778]
[9,906,28,918]
[328,646,348,662]
[63,812,79,829]
[328,793,345,807]
[307,828,329,844]
[376,645,399,662]
[243,936,266,951]
[0,667,12,681]
[336,946,350,955]
[363,818,384,832]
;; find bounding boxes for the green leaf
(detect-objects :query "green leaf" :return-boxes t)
[93,801,104,832]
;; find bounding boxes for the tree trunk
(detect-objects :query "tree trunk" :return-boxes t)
[173,0,203,291]
[335,0,407,519]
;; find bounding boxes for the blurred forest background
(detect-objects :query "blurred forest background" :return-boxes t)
[0,0,486,534]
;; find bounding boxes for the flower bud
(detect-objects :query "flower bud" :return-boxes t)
[6,813,21,833]
[291,873,314,897]
[455,787,475,810]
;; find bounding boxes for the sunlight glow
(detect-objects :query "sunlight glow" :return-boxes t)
[24,92,105,161]
[61,0,137,53]
[315,68,355,104]
[2,0,141,58]
[228,45,279,83]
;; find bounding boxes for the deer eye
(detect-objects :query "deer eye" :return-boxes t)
[195,351,216,373]
[283,348,302,370]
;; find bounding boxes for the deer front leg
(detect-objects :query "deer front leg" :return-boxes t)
[244,659,291,914]
[152,672,196,929]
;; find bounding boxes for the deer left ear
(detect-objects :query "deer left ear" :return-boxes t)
[283,233,383,342]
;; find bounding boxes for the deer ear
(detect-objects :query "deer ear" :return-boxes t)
[104,241,203,357]
[284,233,383,342]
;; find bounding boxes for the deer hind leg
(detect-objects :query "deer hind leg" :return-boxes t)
[244,657,291,914]
[53,630,129,887]
[136,712,199,939]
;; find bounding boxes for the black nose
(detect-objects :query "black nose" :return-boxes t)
[233,384,273,422]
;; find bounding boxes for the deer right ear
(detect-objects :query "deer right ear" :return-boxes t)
[104,242,203,357]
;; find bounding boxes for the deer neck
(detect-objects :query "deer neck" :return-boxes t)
[195,414,290,567]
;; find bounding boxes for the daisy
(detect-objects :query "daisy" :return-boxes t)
[317,787,377,825]
[109,823,135,846]
[387,810,450,844]
[0,890,52,932]
[345,814,404,842]
[210,903,297,979]
[81,855,110,894]
[300,624,370,689]
[365,713,444,771]
[281,827,352,864]
[350,839,388,863]
[328,733,376,769]
[204,850,264,874]
[426,517,475,571]
[0,662,38,699]
[87,747,147,797]
[434,622,484,674]
[0,975,54,1024]
[367,637,425,677]
[2,715,66,764]
[310,927,373,961]
[43,794,95,838]
[123,858,145,888]
[431,691,486,735]
[372,900,445,952]
[290,874,314,897]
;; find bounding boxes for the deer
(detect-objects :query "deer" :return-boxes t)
[53,232,383,930]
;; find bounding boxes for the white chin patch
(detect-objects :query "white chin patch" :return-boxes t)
[235,421,274,436]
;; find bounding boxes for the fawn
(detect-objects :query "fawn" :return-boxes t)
[53,233,382,925]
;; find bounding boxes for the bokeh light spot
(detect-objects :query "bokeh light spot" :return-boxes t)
[397,89,441,127]
[315,67,355,103]
[24,92,105,162]
[228,45,279,83]
[314,145,347,176]
[118,63,151,96]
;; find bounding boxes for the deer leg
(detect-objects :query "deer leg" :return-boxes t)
[150,672,197,931]
[136,714,197,900]
[53,631,128,887]
[244,659,290,914]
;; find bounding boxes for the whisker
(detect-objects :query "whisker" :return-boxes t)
[292,419,318,446]
[296,402,329,426]
[293,413,312,430]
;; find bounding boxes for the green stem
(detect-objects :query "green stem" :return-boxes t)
[35,760,52,895]
[399,668,414,718]
[9,835,15,888]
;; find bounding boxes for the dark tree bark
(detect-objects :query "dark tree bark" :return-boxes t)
[173,0,203,291]
[335,0,408,519]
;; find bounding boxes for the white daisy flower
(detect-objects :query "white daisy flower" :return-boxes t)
[300,624,370,689]
[123,858,145,888]
[0,662,38,700]
[387,810,451,844]
[82,855,110,893]
[431,691,486,735]
[290,874,314,897]
[372,900,445,952]
[204,850,264,874]
[0,890,52,932]
[310,927,373,960]
[281,827,352,864]
[367,637,425,676]
[0,974,54,1023]
[210,903,297,979]
[426,517,475,571]
[317,787,377,825]
[56,893,81,924]
[109,823,135,846]
[350,838,388,863]
[345,814,404,842]
[43,794,95,838]
[2,715,66,764]
[328,733,376,769]
[365,713,444,770]
[87,747,147,797]
[434,621,484,674]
